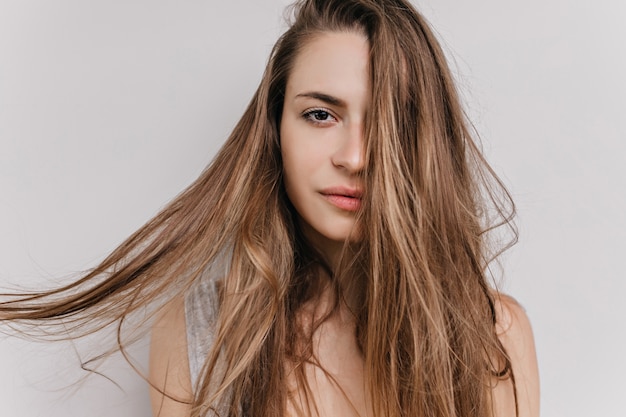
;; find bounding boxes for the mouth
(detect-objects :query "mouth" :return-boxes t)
[320,187,363,212]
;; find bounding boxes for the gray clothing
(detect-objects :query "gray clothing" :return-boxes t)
[185,267,221,389]
[184,253,231,415]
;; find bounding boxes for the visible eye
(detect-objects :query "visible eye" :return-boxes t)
[302,108,337,126]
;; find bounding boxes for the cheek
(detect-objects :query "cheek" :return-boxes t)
[280,121,311,182]
[280,127,295,182]
[280,115,332,204]
[281,144,325,200]
[280,128,324,221]
[280,123,304,201]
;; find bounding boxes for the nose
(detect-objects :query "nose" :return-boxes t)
[331,122,365,173]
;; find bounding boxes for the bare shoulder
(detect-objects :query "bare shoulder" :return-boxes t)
[491,293,540,417]
[149,295,193,417]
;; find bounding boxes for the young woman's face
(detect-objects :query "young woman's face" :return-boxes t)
[280,31,369,257]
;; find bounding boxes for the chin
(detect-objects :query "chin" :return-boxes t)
[320,223,362,244]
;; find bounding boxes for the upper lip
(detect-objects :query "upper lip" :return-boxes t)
[320,186,363,198]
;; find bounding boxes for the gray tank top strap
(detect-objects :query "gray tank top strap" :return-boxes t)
[185,266,221,389]
[184,250,233,415]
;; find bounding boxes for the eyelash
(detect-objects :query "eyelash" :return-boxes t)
[301,108,337,126]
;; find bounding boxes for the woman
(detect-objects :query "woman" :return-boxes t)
[1,0,539,416]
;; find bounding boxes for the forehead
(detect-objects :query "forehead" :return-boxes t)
[285,31,370,101]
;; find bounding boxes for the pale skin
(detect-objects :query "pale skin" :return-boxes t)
[150,31,540,417]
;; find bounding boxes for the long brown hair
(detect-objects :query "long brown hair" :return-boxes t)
[1,0,517,416]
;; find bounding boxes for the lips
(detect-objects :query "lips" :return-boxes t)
[320,186,363,212]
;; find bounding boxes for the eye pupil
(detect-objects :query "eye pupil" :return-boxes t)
[315,111,328,120]
[303,109,333,124]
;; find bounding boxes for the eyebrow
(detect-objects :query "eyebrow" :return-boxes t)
[294,91,346,108]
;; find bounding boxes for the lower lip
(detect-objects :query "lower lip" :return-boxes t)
[321,194,362,212]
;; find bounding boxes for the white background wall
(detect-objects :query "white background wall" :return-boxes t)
[0,1,623,416]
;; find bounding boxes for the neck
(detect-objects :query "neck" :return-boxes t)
[312,257,364,325]
[296,221,364,317]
